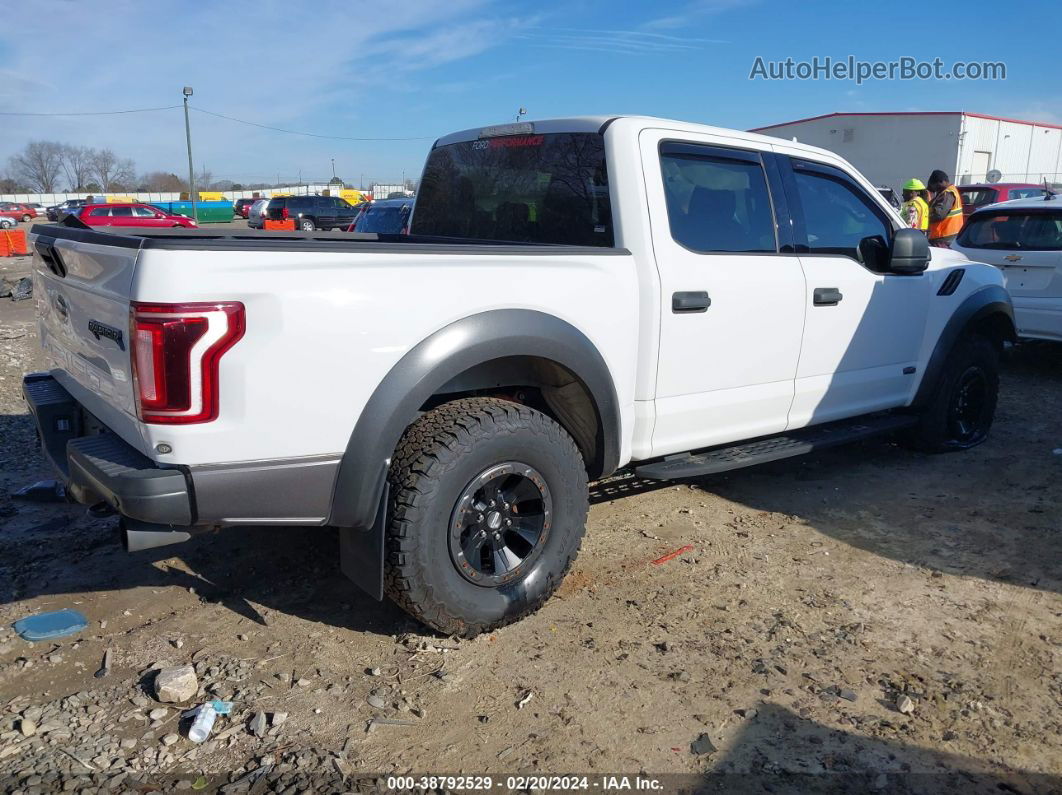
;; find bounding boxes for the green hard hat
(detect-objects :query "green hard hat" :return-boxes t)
[903,178,926,191]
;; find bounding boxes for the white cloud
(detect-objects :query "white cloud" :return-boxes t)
[642,0,759,30]
[0,0,531,183]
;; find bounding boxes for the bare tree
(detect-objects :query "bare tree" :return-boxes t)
[91,149,137,192]
[9,140,65,192]
[61,145,95,190]
[138,171,188,192]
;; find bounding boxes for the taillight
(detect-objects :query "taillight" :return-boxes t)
[130,301,245,424]
[281,207,289,220]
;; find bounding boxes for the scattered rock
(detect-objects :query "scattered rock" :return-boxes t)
[690,733,717,755]
[154,665,199,703]
[838,689,858,702]
[161,733,180,746]
[249,711,268,737]
[368,667,382,677]
[19,718,36,737]
[271,712,288,727]
[897,695,915,715]
[367,695,387,710]
[238,634,248,641]
[148,708,168,721]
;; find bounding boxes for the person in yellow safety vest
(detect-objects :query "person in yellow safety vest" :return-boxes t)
[927,169,964,247]
[899,178,929,232]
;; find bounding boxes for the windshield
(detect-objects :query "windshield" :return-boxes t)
[958,211,1062,250]
[355,204,411,234]
[411,132,613,246]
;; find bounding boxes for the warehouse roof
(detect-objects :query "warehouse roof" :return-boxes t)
[749,111,1062,133]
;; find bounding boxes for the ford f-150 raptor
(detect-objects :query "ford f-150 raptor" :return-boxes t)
[23,116,1014,636]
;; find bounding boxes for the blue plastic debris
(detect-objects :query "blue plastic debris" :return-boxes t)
[13,609,89,642]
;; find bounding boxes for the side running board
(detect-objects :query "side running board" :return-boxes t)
[635,413,917,481]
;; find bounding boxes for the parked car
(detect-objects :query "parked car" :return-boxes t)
[347,198,412,234]
[0,202,31,221]
[0,216,16,229]
[957,183,1048,217]
[0,202,35,222]
[76,203,198,228]
[234,198,257,218]
[876,186,901,209]
[265,195,360,231]
[49,199,94,221]
[24,115,1014,637]
[246,198,270,229]
[24,203,46,218]
[952,193,1062,341]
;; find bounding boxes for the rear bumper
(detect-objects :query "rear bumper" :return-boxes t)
[22,374,193,525]
[22,373,340,527]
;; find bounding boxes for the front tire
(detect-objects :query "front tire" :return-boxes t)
[385,397,588,637]
[902,334,999,452]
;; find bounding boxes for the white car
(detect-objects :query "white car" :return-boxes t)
[246,198,270,229]
[23,115,1014,636]
[952,193,1062,342]
[0,216,16,229]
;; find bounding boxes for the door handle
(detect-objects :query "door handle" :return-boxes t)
[813,287,843,306]
[672,291,711,313]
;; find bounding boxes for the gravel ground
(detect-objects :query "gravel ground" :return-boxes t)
[0,244,1059,793]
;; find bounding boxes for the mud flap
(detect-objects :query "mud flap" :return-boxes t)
[339,484,387,601]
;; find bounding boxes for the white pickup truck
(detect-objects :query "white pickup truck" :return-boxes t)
[24,116,1015,636]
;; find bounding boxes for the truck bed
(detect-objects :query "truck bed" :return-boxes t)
[32,223,631,256]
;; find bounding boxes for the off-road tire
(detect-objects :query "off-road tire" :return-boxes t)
[901,334,999,452]
[384,397,588,637]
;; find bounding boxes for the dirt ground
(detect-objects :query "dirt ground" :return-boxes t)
[0,243,1059,793]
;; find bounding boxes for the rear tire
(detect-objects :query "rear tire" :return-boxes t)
[385,397,588,637]
[300,218,316,231]
[901,334,999,452]
[21,214,31,222]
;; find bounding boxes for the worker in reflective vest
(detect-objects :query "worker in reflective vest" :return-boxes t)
[900,178,929,232]
[927,170,964,247]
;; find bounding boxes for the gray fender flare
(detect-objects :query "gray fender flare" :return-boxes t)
[328,309,622,531]
[911,284,1015,408]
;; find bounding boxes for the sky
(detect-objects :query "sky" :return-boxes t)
[1,0,1059,188]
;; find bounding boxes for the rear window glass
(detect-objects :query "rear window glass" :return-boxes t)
[1010,188,1048,200]
[958,212,1062,250]
[354,204,412,234]
[958,188,997,206]
[412,132,613,246]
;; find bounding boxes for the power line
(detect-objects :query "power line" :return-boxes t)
[0,105,182,117]
[190,107,434,142]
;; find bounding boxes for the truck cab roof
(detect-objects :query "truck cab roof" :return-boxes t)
[434,115,842,161]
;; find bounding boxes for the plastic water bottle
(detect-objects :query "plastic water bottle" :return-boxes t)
[187,703,217,743]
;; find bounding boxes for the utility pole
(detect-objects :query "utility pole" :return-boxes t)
[182,86,198,223]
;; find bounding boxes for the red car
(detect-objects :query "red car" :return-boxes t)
[957,183,1048,217]
[0,202,37,222]
[77,203,198,228]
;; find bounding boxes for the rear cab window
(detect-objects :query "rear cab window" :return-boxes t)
[412,131,613,246]
[958,211,1062,250]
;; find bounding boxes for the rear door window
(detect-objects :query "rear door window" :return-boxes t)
[110,206,133,217]
[659,142,776,253]
[413,131,613,246]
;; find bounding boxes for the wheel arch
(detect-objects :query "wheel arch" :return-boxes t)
[327,309,622,530]
[912,284,1015,408]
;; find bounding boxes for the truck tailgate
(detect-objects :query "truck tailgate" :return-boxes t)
[30,231,145,449]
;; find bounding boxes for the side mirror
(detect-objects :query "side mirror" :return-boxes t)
[889,228,929,274]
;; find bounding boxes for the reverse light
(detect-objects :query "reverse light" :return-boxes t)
[130,301,245,424]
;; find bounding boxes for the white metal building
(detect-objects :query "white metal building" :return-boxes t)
[749,111,1062,191]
